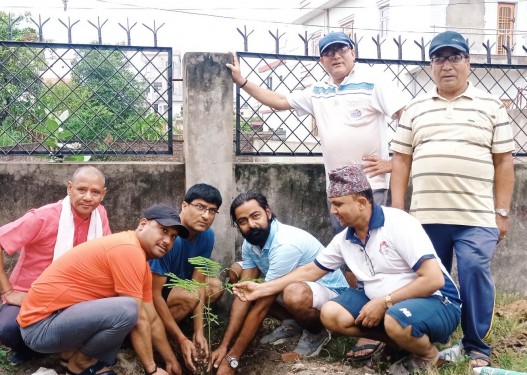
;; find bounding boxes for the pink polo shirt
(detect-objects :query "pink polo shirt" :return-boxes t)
[0,200,111,292]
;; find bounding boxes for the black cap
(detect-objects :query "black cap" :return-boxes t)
[144,204,190,239]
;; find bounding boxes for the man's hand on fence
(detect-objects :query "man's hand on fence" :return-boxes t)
[362,155,392,177]
[226,52,245,87]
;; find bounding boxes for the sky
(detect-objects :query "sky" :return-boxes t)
[0,0,308,54]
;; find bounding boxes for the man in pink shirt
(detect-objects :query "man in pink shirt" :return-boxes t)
[0,165,110,365]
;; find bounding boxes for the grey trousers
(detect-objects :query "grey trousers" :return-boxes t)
[21,297,138,365]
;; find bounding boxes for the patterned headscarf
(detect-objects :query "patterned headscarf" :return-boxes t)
[327,164,371,198]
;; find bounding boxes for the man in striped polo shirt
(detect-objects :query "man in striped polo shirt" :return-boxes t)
[390,30,515,368]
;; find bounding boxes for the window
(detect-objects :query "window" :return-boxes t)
[339,15,355,39]
[379,6,389,38]
[311,31,321,56]
[497,2,515,55]
[153,81,163,93]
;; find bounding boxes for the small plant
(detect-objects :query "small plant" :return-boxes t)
[165,256,262,374]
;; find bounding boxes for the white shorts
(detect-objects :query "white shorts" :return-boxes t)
[276,281,339,310]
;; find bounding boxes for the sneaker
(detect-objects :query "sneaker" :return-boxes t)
[10,350,35,365]
[293,329,331,358]
[260,319,302,345]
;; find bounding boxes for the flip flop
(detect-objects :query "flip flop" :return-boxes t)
[346,341,385,360]
[468,351,491,367]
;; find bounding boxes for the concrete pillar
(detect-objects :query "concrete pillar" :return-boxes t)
[182,52,236,267]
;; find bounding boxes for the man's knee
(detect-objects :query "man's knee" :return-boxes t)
[320,301,350,332]
[206,277,224,303]
[228,262,242,284]
[167,288,199,318]
[384,314,406,342]
[113,297,138,330]
[283,282,312,309]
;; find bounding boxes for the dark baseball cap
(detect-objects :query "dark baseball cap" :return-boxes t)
[429,31,469,57]
[319,32,354,55]
[144,204,190,239]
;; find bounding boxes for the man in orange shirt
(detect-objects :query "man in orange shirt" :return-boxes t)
[18,204,190,375]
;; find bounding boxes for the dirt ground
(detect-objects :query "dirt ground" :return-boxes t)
[3,299,527,375]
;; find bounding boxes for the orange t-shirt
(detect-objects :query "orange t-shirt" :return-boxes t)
[18,231,152,328]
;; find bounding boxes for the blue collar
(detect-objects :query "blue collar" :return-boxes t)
[345,203,385,242]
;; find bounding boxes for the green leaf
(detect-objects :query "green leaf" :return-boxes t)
[188,256,222,278]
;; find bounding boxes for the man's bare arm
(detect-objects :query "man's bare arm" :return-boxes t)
[226,53,292,111]
[390,152,412,210]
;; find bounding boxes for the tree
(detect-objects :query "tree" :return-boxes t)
[0,12,41,140]
[70,48,151,140]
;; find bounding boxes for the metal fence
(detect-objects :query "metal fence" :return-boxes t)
[0,41,173,157]
[235,52,527,157]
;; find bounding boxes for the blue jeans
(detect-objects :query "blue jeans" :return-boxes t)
[21,297,138,365]
[423,224,499,357]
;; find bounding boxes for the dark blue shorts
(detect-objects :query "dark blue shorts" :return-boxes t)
[332,288,461,343]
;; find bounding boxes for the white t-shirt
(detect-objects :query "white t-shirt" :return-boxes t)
[315,205,460,303]
[287,64,408,190]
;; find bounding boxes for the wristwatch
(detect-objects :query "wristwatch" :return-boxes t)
[385,294,393,309]
[225,355,239,369]
[495,208,509,218]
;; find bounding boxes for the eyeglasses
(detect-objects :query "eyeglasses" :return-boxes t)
[189,203,219,215]
[430,54,467,65]
[321,45,351,58]
[362,248,375,276]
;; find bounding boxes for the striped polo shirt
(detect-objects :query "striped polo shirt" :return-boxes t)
[391,82,515,227]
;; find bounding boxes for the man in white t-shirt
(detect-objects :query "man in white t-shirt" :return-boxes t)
[234,164,461,373]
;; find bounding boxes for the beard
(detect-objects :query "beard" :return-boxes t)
[243,220,272,248]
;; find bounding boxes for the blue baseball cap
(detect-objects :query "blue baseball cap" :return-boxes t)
[429,31,469,57]
[319,32,354,55]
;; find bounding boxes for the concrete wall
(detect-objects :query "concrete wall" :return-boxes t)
[1,162,526,296]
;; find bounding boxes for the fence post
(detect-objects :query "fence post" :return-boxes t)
[182,52,236,267]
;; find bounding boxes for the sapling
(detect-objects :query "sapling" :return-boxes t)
[165,256,261,374]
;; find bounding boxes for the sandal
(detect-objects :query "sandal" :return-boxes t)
[346,341,385,360]
[66,360,117,375]
[468,351,491,367]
